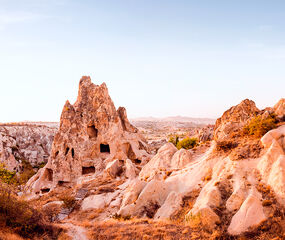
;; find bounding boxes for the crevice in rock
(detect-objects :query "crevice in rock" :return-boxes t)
[65,147,70,155]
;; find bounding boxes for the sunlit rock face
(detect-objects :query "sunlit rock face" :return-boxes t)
[25,76,150,195]
[214,99,260,141]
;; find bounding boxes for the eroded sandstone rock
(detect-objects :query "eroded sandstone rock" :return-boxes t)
[214,99,259,141]
[25,76,150,195]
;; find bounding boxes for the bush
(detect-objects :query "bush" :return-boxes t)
[60,194,76,209]
[0,183,53,237]
[0,164,16,185]
[176,137,198,150]
[168,135,179,146]
[243,114,277,138]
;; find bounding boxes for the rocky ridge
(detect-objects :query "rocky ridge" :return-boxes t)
[23,78,285,238]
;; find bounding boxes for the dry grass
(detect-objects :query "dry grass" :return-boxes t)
[170,189,201,224]
[0,225,24,240]
[88,219,199,240]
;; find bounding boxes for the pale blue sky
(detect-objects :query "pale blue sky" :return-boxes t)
[0,0,284,122]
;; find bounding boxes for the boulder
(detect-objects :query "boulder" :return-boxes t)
[228,191,266,235]
[139,143,177,180]
[106,159,123,178]
[125,159,137,179]
[273,98,285,120]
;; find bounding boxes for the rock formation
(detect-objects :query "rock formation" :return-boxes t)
[22,93,285,238]
[25,76,150,195]
[0,123,57,172]
[116,98,285,236]
[214,99,260,141]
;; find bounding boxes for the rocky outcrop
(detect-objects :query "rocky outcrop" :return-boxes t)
[22,94,285,238]
[214,99,259,141]
[198,125,214,142]
[273,98,285,120]
[116,99,285,236]
[25,76,151,195]
[0,124,57,172]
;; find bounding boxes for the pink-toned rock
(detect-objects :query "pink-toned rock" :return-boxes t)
[25,76,150,195]
[273,98,285,119]
[228,191,266,235]
[214,99,259,141]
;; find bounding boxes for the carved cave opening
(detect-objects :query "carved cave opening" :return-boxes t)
[100,144,110,153]
[41,188,50,194]
[87,125,98,138]
[47,168,53,181]
[134,159,142,164]
[71,148,75,158]
[82,166,95,175]
[58,181,70,187]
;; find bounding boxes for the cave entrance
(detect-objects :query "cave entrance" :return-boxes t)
[100,144,110,153]
[134,159,142,164]
[41,188,50,194]
[87,125,98,138]
[47,168,53,181]
[58,181,70,187]
[82,166,95,175]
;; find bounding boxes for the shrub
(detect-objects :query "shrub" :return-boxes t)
[17,160,35,185]
[176,137,198,150]
[243,114,277,138]
[37,162,46,169]
[0,183,58,238]
[168,135,179,146]
[60,194,76,209]
[0,164,16,185]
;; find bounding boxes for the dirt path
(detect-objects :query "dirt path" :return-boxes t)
[63,223,88,240]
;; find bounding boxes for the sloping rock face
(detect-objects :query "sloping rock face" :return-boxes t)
[116,99,285,236]
[25,76,150,195]
[273,98,285,120]
[214,99,259,141]
[0,124,57,172]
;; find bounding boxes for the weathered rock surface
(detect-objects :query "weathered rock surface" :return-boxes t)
[198,125,214,142]
[117,99,285,236]
[0,124,57,172]
[214,99,259,141]
[21,93,285,238]
[273,98,285,120]
[25,76,151,195]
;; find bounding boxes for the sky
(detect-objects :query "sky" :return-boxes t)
[0,0,284,122]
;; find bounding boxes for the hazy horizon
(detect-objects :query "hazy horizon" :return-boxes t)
[1,0,284,122]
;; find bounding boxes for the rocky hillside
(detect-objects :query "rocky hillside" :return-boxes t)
[19,80,285,239]
[0,123,57,172]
